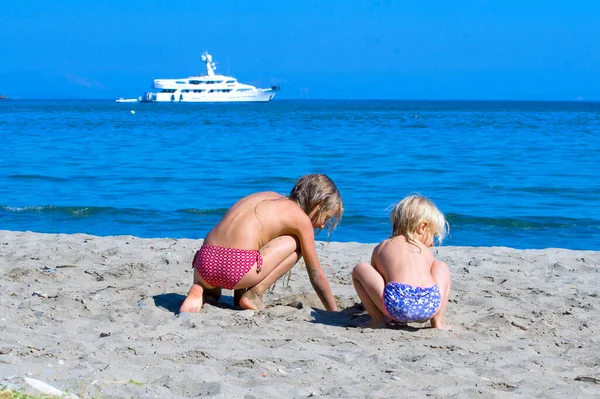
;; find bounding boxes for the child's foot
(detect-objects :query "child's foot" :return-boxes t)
[357,317,386,329]
[180,296,203,313]
[239,288,264,310]
[431,319,453,330]
[179,284,204,313]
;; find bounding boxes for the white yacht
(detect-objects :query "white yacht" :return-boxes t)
[141,52,279,103]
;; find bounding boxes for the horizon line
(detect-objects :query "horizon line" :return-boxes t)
[1,97,599,103]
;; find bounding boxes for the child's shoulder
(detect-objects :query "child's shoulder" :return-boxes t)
[250,191,284,200]
[377,237,393,246]
[246,191,288,207]
[373,237,393,253]
[255,192,306,216]
[374,235,410,253]
[378,235,406,246]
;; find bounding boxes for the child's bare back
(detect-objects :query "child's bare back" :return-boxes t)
[204,191,293,250]
[372,235,437,289]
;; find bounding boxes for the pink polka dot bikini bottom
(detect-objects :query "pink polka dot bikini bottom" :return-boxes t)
[193,244,263,290]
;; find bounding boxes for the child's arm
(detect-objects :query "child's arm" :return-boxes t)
[292,215,337,311]
[305,256,337,311]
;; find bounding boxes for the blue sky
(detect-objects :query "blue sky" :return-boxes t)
[0,0,598,100]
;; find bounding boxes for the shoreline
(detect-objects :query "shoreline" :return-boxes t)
[1,230,599,397]
[0,228,596,251]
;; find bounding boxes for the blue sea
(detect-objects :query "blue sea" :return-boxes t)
[1,100,599,250]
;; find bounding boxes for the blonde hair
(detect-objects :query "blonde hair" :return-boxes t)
[289,174,344,235]
[390,195,448,246]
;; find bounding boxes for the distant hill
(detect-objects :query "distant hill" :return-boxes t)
[0,94,7,100]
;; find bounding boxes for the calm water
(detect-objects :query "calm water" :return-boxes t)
[1,100,599,250]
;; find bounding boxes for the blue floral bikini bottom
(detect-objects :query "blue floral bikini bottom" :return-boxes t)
[382,282,441,323]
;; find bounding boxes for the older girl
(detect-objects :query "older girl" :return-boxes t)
[180,174,343,313]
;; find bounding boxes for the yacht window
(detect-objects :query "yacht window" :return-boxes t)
[160,89,176,93]
[226,80,236,84]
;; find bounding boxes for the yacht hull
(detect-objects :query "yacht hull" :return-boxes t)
[142,88,278,103]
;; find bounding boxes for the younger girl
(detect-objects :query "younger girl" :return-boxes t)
[352,195,451,329]
[180,174,344,313]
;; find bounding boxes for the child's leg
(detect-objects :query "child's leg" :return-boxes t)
[352,262,387,328]
[180,268,209,313]
[430,260,452,330]
[238,235,301,310]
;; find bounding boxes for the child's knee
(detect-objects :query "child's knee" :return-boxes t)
[432,261,451,293]
[352,262,371,279]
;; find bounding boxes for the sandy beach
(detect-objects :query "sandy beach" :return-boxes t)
[0,230,599,398]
